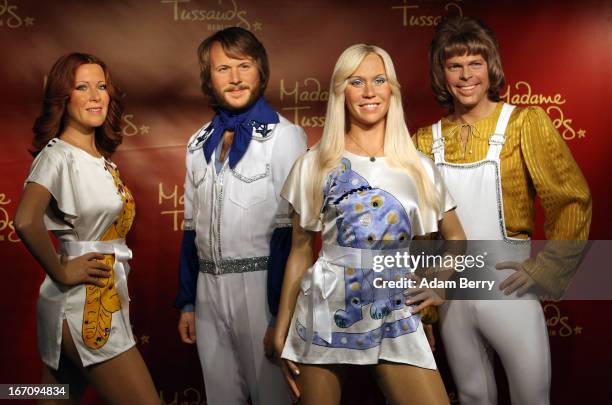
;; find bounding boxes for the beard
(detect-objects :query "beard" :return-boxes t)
[212,82,263,113]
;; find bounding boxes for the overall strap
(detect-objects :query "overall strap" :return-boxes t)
[486,103,516,160]
[431,121,445,164]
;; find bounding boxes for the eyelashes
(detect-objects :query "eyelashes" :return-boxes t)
[348,76,387,87]
[75,83,107,91]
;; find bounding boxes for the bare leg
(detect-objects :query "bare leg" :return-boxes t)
[295,364,345,405]
[373,362,449,405]
[60,320,159,405]
[86,347,159,405]
[38,353,86,404]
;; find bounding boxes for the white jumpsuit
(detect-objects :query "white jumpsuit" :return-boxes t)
[432,103,551,405]
[184,115,307,405]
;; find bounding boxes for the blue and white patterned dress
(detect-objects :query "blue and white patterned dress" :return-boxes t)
[281,150,455,367]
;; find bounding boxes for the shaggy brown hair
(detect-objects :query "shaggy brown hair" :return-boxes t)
[429,16,505,110]
[32,53,124,157]
[197,27,269,107]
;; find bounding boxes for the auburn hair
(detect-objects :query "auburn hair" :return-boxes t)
[32,52,124,157]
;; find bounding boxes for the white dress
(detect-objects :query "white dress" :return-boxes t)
[26,138,136,369]
[281,150,455,367]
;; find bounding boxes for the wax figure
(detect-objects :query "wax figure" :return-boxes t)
[413,16,592,405]
[273,44,465,405]
[174,27,307,405]
[14,53,158,404]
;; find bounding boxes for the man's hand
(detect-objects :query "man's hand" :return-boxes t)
[178,311,196,344]
[263,326,275,362]
[497,261,536,297]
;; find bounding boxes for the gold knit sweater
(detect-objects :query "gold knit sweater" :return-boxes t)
[414,102,592,298]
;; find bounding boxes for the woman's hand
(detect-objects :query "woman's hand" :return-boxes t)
[15,183,111,286]
[273,333,301,403]
[273,214,313,403]
[404,273,445,314]
[57,252,111,287]
[404,287,445,313]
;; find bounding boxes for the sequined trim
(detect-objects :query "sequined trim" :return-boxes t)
[249,120,274,138]
[488,133,506,145]
[199,256,269,275]
[210,162,226,263]
[231,164,270,183]
[275,212,292,227]
[188,123,214,151]
[437,160,530,246]
[431,137,445,150]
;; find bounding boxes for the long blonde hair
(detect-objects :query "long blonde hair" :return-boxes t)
[305,44,440,226]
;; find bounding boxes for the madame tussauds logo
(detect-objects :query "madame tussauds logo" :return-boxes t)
[0,0,34,28]
[280,77,327,128]
[502,81,587,140]
[0,193,19,242]
[160,0,262,31]
[159,183,185,232]
[391,0,462,28]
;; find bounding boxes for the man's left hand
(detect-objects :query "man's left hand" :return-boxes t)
[496,261,536,297]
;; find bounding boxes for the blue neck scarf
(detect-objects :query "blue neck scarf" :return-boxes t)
[203,97,279,169]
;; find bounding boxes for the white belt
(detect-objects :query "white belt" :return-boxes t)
[60,239,132,307]
[300,244,410,354]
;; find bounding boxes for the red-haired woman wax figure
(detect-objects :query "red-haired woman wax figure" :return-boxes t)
[14,53,159,404]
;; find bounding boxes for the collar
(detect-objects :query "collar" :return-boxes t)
[202,97,279,168]
[441,101,504,140]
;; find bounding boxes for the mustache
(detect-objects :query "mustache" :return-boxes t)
[224,85,250,92]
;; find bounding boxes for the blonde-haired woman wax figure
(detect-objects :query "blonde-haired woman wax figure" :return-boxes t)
[272,44,465,405]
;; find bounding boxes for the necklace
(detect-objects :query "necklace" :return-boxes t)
[348,134,383,162]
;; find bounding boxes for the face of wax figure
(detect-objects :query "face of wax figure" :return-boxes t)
[443,53,492,112]
[344,53,392,129]
[65,63,110,132]
[209,41,262,111]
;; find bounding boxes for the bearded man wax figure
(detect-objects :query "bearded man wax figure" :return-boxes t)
[174,27,307,405]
